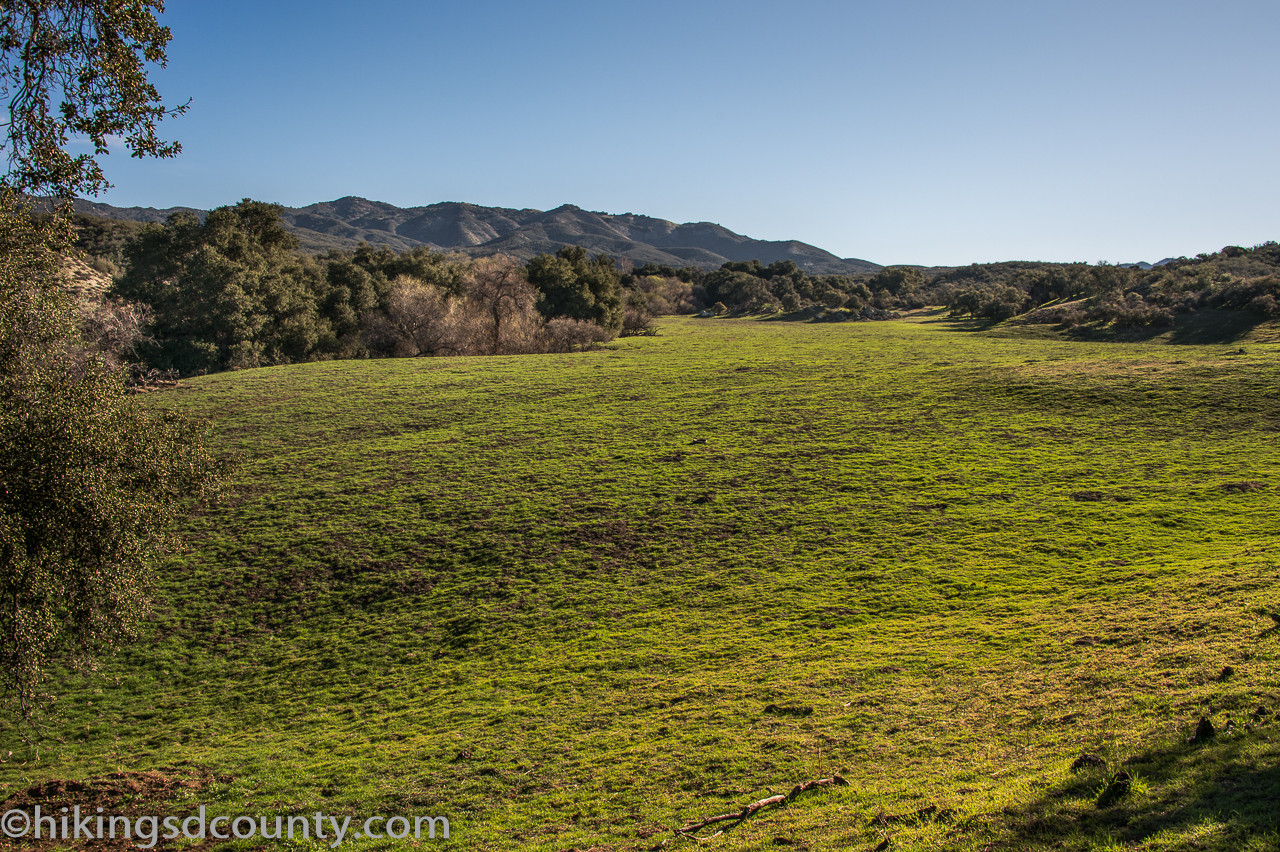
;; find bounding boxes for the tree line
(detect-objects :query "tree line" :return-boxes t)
[630,245,1280,329]
[76,209,1280,380]
[78,205,903,377]
[78,222,918,376]
[71,195,1280,381]
[931,247,1280,327]
[71,201,640,376]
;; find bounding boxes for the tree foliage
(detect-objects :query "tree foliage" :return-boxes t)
[933,245,1280,329]
[0,194,222,722]
[0,1,221,724]
[365,274,464,357]
[526,245,624,333]
[466,254,541,354]
[114,200,337,373]
[0,0,185,198]
[689,258,880,315]
[110,216,624,371]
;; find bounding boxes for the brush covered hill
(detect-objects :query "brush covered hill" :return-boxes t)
[70,196,882,274]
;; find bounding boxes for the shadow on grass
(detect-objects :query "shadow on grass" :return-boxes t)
[918,316,1001,332]
[1159,310,1265,345]
[926,309,1272,346]
[984,727,1280,851]
[1061,310,1265,346]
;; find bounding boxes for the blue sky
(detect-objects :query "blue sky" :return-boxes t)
[92,0,1280,267]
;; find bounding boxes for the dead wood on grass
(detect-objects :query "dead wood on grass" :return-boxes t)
[677,775,848,840]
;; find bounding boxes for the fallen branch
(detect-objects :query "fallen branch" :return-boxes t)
[677,775,848,839]
[124,365,181,394]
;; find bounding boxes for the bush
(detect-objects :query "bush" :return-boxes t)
[538,317,610,352]
[1249,294,1279,317]
[76,295,152,369]
[625,274,696,315]
[87,254,120,278]
[619,306,658,337]
[364,275,465,357]
[1107,303,1174,327]
[949,285,1028,321]
[978,299,1020,321]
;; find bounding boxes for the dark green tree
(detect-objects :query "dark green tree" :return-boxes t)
[0,202,222,720]
[115,200,333,373]
[868,265,926,297]
[526,245,624,333]
[0,0,222,723]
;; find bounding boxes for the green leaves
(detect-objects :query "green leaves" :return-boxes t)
[0,0,186,198]
[527,245,625,333]
[114,201,329,374]
[0,193,224,723]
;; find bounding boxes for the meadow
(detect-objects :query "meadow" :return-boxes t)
[2,314,1279,851]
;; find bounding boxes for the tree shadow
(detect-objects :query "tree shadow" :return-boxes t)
[1056,310,1264,346]
[926,309,1270,346]
[1161,310,1265,345]
[983,728,1280,850]
[919,316,1001,333]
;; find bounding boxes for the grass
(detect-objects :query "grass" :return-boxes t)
[2,315,1280,851]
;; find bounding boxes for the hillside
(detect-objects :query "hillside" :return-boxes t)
[70,196,882,273]
[2,317,1278,851]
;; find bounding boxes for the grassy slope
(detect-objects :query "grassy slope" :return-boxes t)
[3,317,1280,851]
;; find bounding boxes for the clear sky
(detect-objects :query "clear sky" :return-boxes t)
[91,0,1280,267]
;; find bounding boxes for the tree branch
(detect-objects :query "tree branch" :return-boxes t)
[677,775,849,840]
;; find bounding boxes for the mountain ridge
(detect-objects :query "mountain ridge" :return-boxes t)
[71,196,883,274]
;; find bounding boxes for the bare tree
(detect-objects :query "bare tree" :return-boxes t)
[77,295,152,369]
[462,255,538,355]
[371,274,464,356]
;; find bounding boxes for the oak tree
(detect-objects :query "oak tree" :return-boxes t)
[0,0,220,724]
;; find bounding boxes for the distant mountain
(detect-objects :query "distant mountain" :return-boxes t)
[73,199,206,225]
[71,196,882,274]
[1120,258,1179,270]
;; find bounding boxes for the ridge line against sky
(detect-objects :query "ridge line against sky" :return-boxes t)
[87,0,1280,268]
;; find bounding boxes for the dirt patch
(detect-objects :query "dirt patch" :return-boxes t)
[875,803,956,825]
[1069,491,1135,503]
[0,765,230,851]
[1220,480,1266,494]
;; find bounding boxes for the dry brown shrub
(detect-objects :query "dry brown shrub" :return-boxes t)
[538,317,610,352]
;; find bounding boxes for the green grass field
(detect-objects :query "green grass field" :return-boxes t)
[3,315,1280,851]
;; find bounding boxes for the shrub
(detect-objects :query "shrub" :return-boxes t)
[88,255,120,278]
[76,295,152,369]
[1085,297,1175,328]
[365,275,464,357]
[1249,294,1279,317]
[619,306,658,337]
[1021,304,1087,326]
[626,274,696,315]
[978,299,1020,321]
[538,317,610,352]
